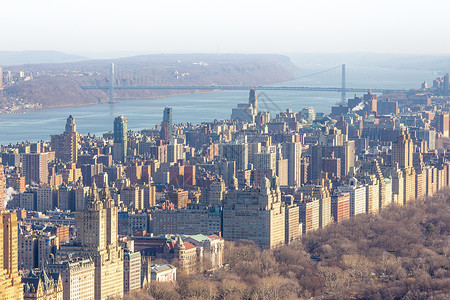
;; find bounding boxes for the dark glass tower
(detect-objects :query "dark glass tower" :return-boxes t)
[249,89,257,115]
[160,107,173,143]
[113,116,127,163]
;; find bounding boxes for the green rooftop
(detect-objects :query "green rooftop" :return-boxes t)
[189,234,209,242]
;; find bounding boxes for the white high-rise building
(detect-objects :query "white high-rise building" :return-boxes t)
[339,177,367,216]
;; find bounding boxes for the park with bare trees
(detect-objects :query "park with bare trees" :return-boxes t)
[122,190,450,299]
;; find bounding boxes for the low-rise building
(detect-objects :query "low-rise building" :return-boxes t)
[183,234,225,270]
[22,270,63,300]
[150,264,176,282]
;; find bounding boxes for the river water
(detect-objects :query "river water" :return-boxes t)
[0,65,436,146]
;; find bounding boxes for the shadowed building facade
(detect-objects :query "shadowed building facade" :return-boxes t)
[160,107,173,144]
[0,165,5,210]
[22,153,49,185]
[0,211,23,299]
[113,116,128,163]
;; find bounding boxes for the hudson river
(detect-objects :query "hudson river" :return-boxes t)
[0,66,436,146]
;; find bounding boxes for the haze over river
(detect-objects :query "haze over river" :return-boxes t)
[0,65,436,145]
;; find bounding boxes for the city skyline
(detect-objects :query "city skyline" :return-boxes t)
[1,1,450,298]
[1,72,450,298]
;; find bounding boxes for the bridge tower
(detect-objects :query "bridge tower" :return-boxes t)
[109,63,115,104]
[341,64,346,103]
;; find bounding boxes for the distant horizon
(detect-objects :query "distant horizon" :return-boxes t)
[3,50,450,60]
[1,50,450,70]
[2,1,450,56]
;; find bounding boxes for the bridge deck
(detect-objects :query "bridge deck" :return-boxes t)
[80,85,407,93]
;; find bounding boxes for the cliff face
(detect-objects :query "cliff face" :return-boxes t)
[3,54,297,108]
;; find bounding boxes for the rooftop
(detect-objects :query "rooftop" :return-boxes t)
[151,263,176,273]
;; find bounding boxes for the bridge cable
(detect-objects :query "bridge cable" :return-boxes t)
[295,65,342,80]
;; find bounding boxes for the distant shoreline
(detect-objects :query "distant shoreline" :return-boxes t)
[10,89,220,112]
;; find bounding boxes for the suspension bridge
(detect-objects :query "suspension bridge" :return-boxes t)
[80,64,409,104]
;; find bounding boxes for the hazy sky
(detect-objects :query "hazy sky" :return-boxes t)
[2,0,450,56]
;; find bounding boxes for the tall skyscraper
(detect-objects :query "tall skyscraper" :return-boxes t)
[392,129,414,169]
[0,165,5,210]
[0,211,24,299]
[282,142,302,186]
[249,89,258,115]
[342,140,356,177]
[22,152,49,185]
[51,115,78,163]
[65,114,76,133]
[436,113,449,138]
[160,107,173,143]
[392,129,416,204]
[113,116,128,163]
[59,183,124,299]
[310,144,323,181]
[221,143,249,171]
[163,106,172,127]
[222,177,285,249]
